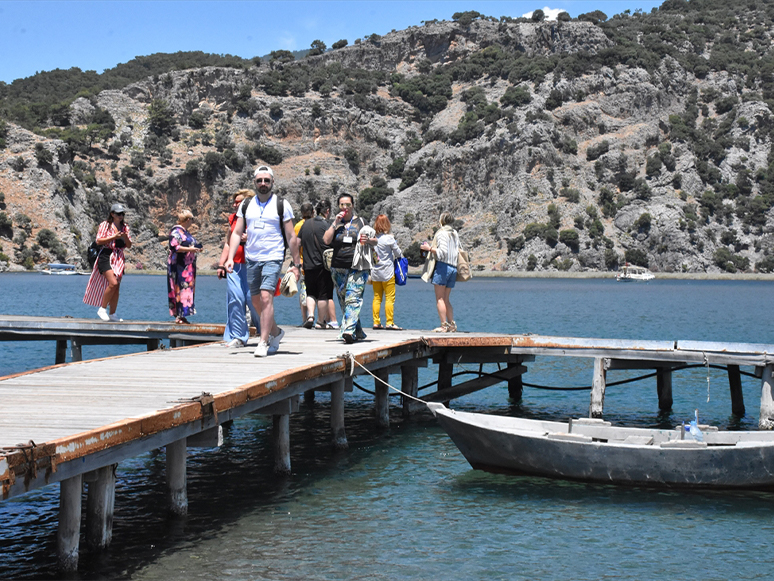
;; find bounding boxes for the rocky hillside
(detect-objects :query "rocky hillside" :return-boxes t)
[1,0,774,275]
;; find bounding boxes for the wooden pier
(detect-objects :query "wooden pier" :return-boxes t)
[2,322,774,572]
[0,314,236,364]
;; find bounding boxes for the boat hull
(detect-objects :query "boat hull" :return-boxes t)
[430,405,774,489]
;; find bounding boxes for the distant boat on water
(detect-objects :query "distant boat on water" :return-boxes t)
[41,263,86,275]
[616,263,654,282]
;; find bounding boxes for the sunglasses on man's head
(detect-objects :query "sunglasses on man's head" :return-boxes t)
[255,178,272,184]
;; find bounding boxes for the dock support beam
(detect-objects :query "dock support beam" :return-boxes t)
[728,365,745,416]
[57,474,83,573]
[55,339,67,364]
[166,438,187,516]
[304,389,315,405]
[374,369,390,428]
[657,368,673,411]
[438,362,453,392]
[507,362,523,401]
[330,378,348,449]
[401,364,419,417]
[85,464,117,551]
[760,364,774,429]
[273,414,291,474]
[589,358,607,418]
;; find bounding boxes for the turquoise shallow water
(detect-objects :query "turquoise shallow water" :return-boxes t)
[1,273,774,579]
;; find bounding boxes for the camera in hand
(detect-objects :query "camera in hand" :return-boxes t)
[114,238,126,248]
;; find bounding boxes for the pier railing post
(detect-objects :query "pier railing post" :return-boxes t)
[759,364,774,429]
[273,414,291,474]
[166,438,187,516]
[589,358,607,418]
[374,369,390,428]
[85,464,117,551]
[57,474,83,573]
[401,364,419,417]
[728,364,745,416]
[656,367,673,411]
[330,378,348,449]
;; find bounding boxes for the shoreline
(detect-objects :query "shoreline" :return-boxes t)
[3,267,774,281]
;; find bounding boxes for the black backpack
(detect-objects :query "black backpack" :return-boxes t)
[87,242,102,267]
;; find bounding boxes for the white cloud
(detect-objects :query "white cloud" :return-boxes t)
[522,7,566,21]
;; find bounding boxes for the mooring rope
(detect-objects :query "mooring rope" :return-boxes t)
[342,352,428,405]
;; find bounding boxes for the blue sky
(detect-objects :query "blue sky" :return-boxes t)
[0,0,664,84]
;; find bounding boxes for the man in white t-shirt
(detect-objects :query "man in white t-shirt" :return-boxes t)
[225,165,301,357]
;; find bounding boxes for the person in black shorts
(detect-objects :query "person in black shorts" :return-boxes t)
[298,199,335,328]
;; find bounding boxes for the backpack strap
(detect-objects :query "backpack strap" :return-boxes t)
[239,195,289,252]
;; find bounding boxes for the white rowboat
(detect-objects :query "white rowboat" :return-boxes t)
[429,402,774,489]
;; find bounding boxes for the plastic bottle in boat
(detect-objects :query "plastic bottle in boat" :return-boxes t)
[689,409,704,442]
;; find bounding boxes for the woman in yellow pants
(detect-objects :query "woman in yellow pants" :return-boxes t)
[371,214,403,329]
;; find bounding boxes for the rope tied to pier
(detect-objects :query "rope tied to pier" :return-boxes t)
[341,352,428,405]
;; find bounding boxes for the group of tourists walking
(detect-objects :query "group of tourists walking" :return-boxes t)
[83,163,464,353]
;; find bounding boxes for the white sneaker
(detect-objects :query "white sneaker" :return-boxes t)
[225,338,244,348]
[268,328,285,354]
[254,340,269,358]
[97,307,110,321]
[108,313,123,322]
[328,321,339,329]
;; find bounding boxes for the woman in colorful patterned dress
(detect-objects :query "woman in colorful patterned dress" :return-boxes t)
[167,209,202,324]
[83,203,132,321]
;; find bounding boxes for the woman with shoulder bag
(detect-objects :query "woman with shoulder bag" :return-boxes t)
[322,193,375,344]
[83,203,132,321]
[420,212,460,332]
[370,214,403,330]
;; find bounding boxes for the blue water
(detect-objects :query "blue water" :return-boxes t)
[1,273,774,579]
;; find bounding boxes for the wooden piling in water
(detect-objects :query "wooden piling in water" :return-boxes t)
[85,465,116,551]
[166,439,187,516]
[760,364,774,429]
[728,365,745,416]
[590,358,607,418]
[374,369,390,427]
[330,378,348,449]
[401,364,419,417]
[57,475,82,572]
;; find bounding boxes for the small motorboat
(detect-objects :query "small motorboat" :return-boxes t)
[428,402,774,489]
[616,263,654,281]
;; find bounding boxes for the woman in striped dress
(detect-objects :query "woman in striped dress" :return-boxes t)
[83,203,132,321]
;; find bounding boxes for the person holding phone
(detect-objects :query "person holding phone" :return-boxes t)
[322,193,374,344]
[167,209,202,324]
[83,203,132,321]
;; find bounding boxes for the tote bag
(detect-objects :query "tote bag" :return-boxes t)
[456,250,472,282]
[394,257,409,286]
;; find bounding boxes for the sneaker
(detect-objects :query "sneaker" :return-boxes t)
[225,338,244,348]
[108,313,123,322]
[97,307,110,322]
[328,321,340,329]
[268,328,285,354]
[254,340,269,357]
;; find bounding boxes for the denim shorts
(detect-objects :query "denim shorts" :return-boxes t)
[432,261,457,288]
[247,259,283,295]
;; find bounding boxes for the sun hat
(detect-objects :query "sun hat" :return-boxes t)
[254,165,274,179]
[110,203,126,214]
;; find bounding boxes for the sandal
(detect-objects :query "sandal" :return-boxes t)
[303,316,315,329]
[385,324,403,330]
[433,322,450,332]
[373,324,384,330]
[314,321,327,329]
[175,316,190,324]
[448,321,457,332]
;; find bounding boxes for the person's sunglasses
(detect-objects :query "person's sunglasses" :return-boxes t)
[114,212,125,216]
[255,178,272,184]
[339,203,352,208]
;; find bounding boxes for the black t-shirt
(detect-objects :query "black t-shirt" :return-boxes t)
[331,217,365,269]
[298,215,330,270]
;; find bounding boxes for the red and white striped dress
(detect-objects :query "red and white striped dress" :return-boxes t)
[83,221,131,307]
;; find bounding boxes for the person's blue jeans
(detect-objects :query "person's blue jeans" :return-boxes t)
[330,267,368,340]
[223,262,260,343]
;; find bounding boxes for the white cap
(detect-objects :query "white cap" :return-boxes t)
[253,165,274,179]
